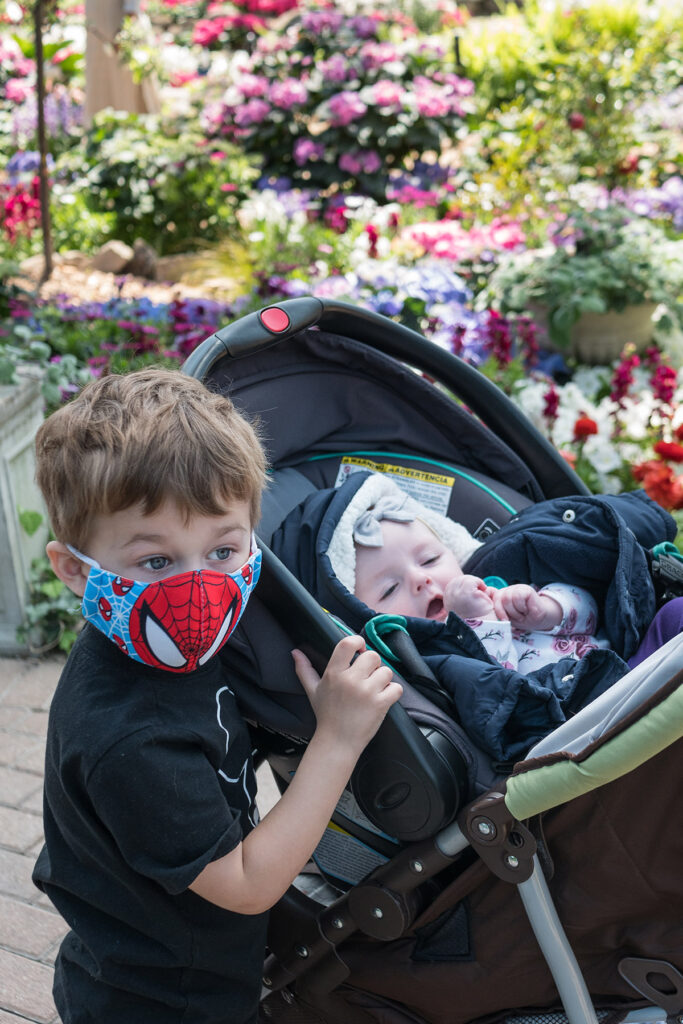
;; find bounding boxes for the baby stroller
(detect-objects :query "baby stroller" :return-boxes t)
[182,297,683,1024]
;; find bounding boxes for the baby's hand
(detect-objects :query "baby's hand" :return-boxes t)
[491,585,562,631]
[444,575,499,619]
[292,635,402,754]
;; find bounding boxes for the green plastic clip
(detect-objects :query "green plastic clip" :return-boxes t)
[363,614,409,664]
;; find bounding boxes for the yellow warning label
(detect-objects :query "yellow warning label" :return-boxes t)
[335,458,454,514]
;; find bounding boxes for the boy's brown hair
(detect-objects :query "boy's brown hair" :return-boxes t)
[35,368,267,549]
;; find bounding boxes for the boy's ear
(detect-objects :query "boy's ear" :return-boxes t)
[46,541,90,598]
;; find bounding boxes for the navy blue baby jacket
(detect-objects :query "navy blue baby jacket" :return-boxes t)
[270,473,677,761]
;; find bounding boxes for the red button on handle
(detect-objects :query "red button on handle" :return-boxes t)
[259,307,290,333]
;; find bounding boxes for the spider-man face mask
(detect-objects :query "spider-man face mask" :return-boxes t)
[68,541,261,673]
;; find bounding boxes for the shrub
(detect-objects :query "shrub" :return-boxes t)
[200,0,473,198]
[55,111,260,254]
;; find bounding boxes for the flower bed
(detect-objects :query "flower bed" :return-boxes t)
[2,0,683,522]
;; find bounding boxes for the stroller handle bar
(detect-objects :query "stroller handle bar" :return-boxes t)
[183,296,588,501]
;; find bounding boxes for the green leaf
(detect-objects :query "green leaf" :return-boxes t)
[578,294,608,314]
[18,508,44,537]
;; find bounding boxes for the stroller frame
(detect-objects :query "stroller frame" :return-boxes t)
[183,297,683,1024]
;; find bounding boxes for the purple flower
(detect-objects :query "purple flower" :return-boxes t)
[270,78,309,110]
[239,73,270,98]
[234,99,272,127]
[359,41,400,70]
[328,91,368,127]
[318,55,351,83]
[339,149,382,175]
[370,80,406,110]
[301,11,343,35]
[293,138,325,166]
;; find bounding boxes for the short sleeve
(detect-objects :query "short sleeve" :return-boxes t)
[88,731,243,895]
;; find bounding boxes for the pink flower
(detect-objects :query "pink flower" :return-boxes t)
[359,41,400,70]
[552,637,577,655]
[318,55,351,83]
[486,218,525,250]
[328,91,367,127]
[269,78,308,109]
[239,73,269,98]
[339,152,362,175]
[234,98,271,126]
[575,637,599,659]
[371,80,405,110]
[388,186,438,209]
[339,149,381,176]
[415,85,450,118]
[193,18,229,46]
[5,78,30,103]
[293,138,325,166]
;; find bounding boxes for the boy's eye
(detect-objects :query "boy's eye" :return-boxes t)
[143,555,169,572]
[422,555,439,566]
[211,546,235,562]
[379,582,398,601]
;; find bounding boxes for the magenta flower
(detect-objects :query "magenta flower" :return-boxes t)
[270,78,308,109]
[293,138,325,166]
[340,149,382,175]
[359,41,400,70]
[339,152,362,175]
[239,73,270,98]
[318,55,351,83]
[371,80,406,110]
[5,78,30,103]
[328,91,368,127]
[234,99,271,126]
[415,85,451,119]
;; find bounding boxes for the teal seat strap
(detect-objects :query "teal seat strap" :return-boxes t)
[364,614,409,664]
[652,541,683,563]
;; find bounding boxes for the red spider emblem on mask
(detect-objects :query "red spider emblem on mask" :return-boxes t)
[98,596,112,621]
[242,564,253,586]
[112,577,134,597]
[113,635,128,653]
[128,571,242,672]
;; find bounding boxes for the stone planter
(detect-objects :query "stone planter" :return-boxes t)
[534,302,658,365]
[0,377,48,654]
[568,302,658,364]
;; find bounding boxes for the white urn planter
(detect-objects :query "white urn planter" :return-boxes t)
[0,377,48,654]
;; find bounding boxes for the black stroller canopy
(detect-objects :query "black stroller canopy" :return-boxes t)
[184,298,587,542]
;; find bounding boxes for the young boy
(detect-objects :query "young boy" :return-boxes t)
[32,368,402,1024]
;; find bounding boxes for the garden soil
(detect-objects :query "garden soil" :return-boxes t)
[15,251,237,306]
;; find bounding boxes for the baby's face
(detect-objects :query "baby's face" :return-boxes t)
[354,518,463,620]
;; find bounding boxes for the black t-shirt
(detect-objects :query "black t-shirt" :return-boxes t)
[33,625,268,1024]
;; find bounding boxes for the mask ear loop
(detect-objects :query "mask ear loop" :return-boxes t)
[65,544,101,570]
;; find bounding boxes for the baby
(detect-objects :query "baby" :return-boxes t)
[351,504,605,675]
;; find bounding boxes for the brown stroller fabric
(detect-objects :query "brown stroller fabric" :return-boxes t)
[331,734,682,1024]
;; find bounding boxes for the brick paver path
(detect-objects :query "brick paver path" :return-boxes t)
[0,655,66,1024]
[0,653,280,1023]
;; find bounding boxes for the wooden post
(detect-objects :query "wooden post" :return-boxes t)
[34,0,53,284]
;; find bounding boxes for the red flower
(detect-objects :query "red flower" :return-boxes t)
[543,384,559,423]
[632,460,683,510]
[365,223,379,259]
[653,440,683,463]
[567,112,585,130]
[651,364,677,408]
[573,414,598,441]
